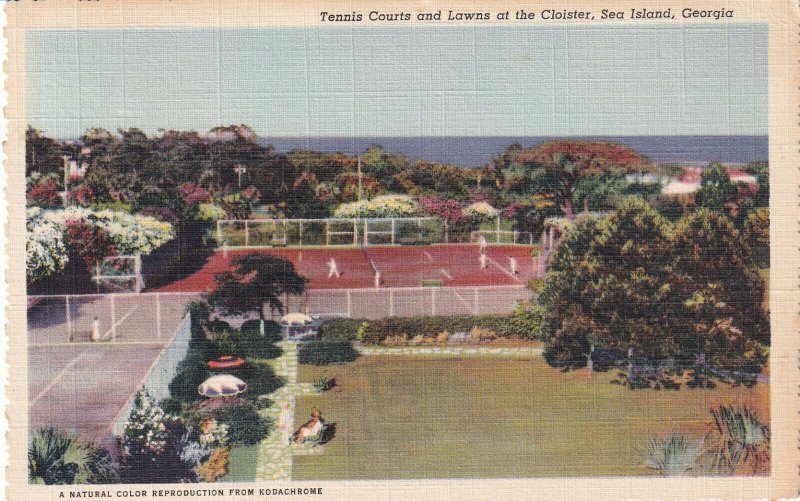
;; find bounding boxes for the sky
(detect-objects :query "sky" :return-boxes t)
[26,24,767,139]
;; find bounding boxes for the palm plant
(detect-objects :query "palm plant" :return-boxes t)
[638,435,703,476]
[29,428,117,484]
[708,404,770,474]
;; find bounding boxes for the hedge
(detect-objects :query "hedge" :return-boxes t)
[320,315,515,344]
[298,341,360,365]
[318,318,364,341]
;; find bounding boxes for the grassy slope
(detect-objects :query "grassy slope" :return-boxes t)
[293,355,768,480]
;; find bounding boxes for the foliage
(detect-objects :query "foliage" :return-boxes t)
[638,435,703,476]
[208,328,282,360]
[540,199,768,379]
[743,207,769,249]
[418,195,469,223]
[120,388,207,483]
[462,201,499,221]
[197,448,230,482]
[513,141,652,217]
[27,175,61,207]
[64,220,116,268]
[29,428,118,485]
[26,207,69,282]
[313,377,336,392]
[206,254,307,319]
[708,404,770,474]
[318,318,364,341]
[197,203,227,222]
[298,341,361,365]
[505,302,547,340]
[212,400,273,445]
[240,319,283,343]
[695,163,737,212]
[333,194,418,218]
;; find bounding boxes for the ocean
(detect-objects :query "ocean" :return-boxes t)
[259,136,768,167]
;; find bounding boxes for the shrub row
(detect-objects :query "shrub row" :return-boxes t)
[319,309,544,344]
[298,341,360,365]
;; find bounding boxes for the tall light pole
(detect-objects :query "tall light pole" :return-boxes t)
[234,164,246,189]
[62,155,70,205]
[357,155,363,202]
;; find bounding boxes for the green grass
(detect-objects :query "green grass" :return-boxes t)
[221,444,260,482]
[293,355,768,479]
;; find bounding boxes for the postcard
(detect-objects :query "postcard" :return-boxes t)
[5,0,800,499]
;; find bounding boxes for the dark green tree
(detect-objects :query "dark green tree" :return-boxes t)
[695,163,737,212]
[206,254,308,321]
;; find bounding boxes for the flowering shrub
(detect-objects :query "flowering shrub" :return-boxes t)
[123,389,169,457]
[64,220,116,268]
[67,184,95,207]
[197,418,229,449]
[197,203,227,222]
[26,207,69,283]
[418,195,468,223]
[137,207,179,224]
[501,202,527,219]
[462,201,499,221]
[197,448,229,482]
[333,194,418,218]
[43,207,175,256]
[178,182,212,205]
[27,176,61,208]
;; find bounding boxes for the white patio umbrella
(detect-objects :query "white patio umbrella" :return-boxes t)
[280,313,314,326]
[198,374,247,397]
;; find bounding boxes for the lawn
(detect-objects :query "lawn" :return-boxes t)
[293,355,768,479]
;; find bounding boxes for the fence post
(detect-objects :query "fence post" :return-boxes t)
[391,218,395,245]
[245,220,250,247]
[496,216,501,243]
[346,290,352,318]
[353,221,358,247]
[389,289,394,316]
[66,295,72,342]
[284,219,288,244]
[135,254,143,292]
[156,293,162,339]
[444,219,449,243]
[216,220,222,244]
[299,221,304,246]
[325,220,330,246]
[110,294,117,341]
[431,288,436,315]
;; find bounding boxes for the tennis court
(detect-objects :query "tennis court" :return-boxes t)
[156,244,545,292]
[27,292,200,445]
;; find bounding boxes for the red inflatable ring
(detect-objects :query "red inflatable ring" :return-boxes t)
[207,356,246,370]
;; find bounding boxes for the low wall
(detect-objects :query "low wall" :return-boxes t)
[110,315,192,437]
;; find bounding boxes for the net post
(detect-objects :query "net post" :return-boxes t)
[284,219,288,244]
[245,220,249,247]
[346,290,352,318]
[496,216,501,243]
[353,220,358,247]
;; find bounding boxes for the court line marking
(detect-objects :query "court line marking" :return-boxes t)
[100,305,140,341]
[30,341,170,348]
[30,352,90,407]
[423,251,434,262]
[451,289,473,311]
[439,268,453,280]
[486,256,523,283]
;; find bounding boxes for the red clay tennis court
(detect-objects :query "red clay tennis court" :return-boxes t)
[156,244,543,292]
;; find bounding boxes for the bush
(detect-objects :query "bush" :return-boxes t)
[29,428,118,484]
[212,401,273,445]
[353,315,511,344]
[207,328,283,361]
[169,355,211,402]
[237,362,285,396]
[504,302,546,339]
[298,341,360,365]
[240,319,282,343]
[318,318,364,341]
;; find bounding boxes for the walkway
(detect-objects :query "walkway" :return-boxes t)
[356,345,543,357]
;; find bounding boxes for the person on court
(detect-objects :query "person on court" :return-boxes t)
[479,251,488,270]
[509,256,518,275]
[327,257,341,278]
[478,234,487,254]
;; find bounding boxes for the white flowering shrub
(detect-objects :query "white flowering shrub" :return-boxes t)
[43,207,175,255]
[198,418,229,448]
[462,201,499,221]
[196,203,227,222]
[123,388,169,456]
[26,207,69,283]
[333,194,418,218]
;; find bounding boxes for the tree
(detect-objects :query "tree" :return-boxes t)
[540,198,674,368]
[513,141,651,217]
[540,200,768,382]
[695,163,737,212]
[206,254,308,321]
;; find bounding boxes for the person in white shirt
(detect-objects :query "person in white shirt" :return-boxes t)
[509,256,518,275]
[327,257,341,278]
[479,252,488,270]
